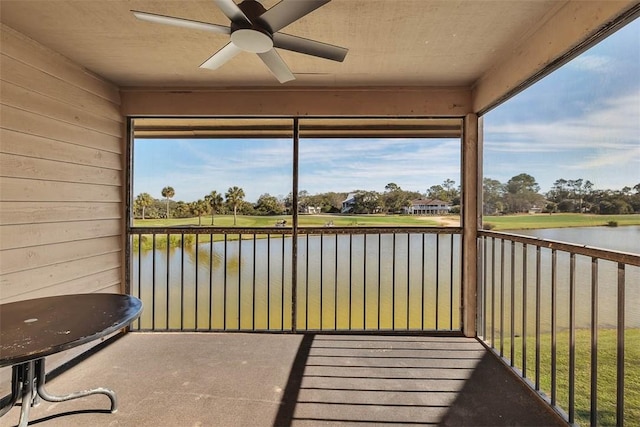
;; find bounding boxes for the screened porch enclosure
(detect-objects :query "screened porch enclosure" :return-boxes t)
[128,117,466,333]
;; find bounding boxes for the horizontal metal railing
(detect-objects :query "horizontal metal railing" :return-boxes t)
[128,226,462,333]
[478,230,640,427]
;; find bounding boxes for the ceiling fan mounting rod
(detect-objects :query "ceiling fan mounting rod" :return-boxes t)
[234,0,269,29]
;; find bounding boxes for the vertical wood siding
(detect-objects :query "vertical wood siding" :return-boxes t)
[0,25,124,303]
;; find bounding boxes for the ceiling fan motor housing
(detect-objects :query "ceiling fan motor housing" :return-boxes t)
[230,0,273,53]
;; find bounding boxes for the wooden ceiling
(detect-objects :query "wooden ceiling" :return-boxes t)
[1,1,637,113]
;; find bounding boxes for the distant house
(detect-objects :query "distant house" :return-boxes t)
[300,205,322,214]
[341,193,358,213]
[404,198,451,215]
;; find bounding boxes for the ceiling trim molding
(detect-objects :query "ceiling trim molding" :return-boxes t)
[120,87,472,117]
[131,117,463,139]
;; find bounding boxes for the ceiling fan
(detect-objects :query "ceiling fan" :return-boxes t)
[131,0,348,83]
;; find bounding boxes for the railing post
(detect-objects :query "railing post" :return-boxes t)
[616,262,625,427]
[462,113,480,337]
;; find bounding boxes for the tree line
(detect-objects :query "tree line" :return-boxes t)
[133,175,640,221]
[289,180,462,215]
[483,174,640,215]
[133,180,463,220]
[134,186,246,225]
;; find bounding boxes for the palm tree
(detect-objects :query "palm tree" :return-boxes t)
[135,193,154,220]
[191,199,208,226]
[204,191,224,225]
[161,186,175,219]
[225,186,245,226]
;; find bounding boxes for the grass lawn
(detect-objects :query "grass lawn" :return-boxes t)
[133,213,445,228]
[131,214,445,249]
[500,328,639,426]
[134,213,640,230]
[483,213,640,231]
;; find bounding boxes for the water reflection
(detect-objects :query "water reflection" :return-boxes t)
[132,227,638,334]
[132,233,462,331]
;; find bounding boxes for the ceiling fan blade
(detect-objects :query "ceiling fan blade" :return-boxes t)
[200,43,242,69]
[131,10,230,34]
[259,0,330,33]
[257,49,295,83]
[213,0,251,24]
[273,32,347,62]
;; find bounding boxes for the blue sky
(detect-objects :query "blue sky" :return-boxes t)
[133,137,461,202]
[483,19,639,192]
[134,19,639,203]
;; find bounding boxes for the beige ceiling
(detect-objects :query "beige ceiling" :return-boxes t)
[2,0,638,119]
[0,0,570,89]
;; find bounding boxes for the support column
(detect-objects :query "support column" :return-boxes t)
[462,113,480,337]
[291,118,299,332]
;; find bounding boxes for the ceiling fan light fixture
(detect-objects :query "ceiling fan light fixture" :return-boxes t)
[231,28,273,53]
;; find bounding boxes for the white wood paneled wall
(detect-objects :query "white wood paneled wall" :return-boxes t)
[0,24,124,303]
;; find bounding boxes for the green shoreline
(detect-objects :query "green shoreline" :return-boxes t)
[482,213,640,231]
[133,213,640,230]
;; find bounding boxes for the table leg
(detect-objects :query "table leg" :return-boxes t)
[17,361,35,427]
[0,362,36,427]
[34,358,118,413]
[0,358,118,427]
[0,364,22,418]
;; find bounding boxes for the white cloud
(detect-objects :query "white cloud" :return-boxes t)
[485,89,640,155]
[568,54,614,73]
[297,138,461,194]
[568,146,640,169]
[484,89,640,191]
[178,139,292,171]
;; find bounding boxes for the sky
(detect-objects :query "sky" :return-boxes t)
[133,19,639,203]
[133,136,461,202]
[483,19,640,192]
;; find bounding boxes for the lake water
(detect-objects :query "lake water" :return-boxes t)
[133,232,462,331]
[482,225,640,336]
[132,226,639,332]
[504,225,640,254]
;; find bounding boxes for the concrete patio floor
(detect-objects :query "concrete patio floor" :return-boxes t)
[0,333,564,427]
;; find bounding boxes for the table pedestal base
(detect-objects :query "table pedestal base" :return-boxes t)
[0,358,117,427]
